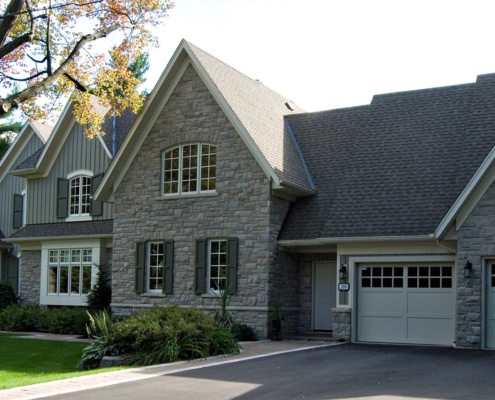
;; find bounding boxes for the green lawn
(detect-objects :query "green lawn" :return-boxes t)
[0,333,125,390]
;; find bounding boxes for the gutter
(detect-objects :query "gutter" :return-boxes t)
[3,234,113,244]
[278,235,436,247]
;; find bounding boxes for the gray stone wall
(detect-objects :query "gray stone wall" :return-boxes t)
[332,308,351,341]
[456,182,495,348]
[111,65,291,339]
[19,250,41,304]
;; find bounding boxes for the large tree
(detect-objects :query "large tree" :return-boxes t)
[0,0,173,137]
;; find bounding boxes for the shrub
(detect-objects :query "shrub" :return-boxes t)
[111,305,239,366]
[40,307,89,335]
[0,304,44,331]
[79,310,118,370]
[86,264,112,311]
[230,323,257,341]
[0,281,17,310]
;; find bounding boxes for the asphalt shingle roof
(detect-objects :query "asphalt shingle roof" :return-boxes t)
[9,220,113,239]
[101,108,138,156]
[280,73,495,240]
[187,42,314,191]
[14,146,44,170]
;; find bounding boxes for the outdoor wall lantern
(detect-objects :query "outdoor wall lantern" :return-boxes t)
[464,261,473,278]
[339,264,348,280]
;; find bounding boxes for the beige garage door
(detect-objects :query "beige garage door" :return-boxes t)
[357,264,454,346]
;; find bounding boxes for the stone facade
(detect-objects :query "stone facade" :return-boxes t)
[111,65,291,339]
[332,308,351,341]
[19,250,41,304]
[456,182,495,348]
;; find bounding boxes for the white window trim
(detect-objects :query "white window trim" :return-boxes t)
[162,143,217,197]
[146,241,164,293]
[40,239,102,306]
[206,238,227,294]
[21,189,26,227]
[66,170,94,221]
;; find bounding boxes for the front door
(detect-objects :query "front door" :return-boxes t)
[485,263,495,348]
[313,262,336,330]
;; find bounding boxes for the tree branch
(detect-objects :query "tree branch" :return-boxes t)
[0,22,121,115]
[63,72,87,92]
[0,0,25,46]
[0,32,32,59]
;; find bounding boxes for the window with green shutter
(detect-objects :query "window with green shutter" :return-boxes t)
[195,238,237,295]
[135,240,174,295]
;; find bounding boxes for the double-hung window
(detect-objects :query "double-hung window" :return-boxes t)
[195,238,238,295]
[135,240,174,294]
[163,143,216,195]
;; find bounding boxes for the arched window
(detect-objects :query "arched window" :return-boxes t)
[69,175,91,216]
[162,143,216,195]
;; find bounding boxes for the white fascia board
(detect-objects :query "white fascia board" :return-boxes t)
[184,45,281,186]
[278,235,434,247]
[34,101,76,177]
[97,133,113,159]
[94,41,190,201]
[3,234,113,244]
[435,143,495,238]
[0,124,33,182]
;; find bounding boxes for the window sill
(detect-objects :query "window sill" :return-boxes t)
[157,192,219,201]
[65,215,93,222]
[141,293,167,298]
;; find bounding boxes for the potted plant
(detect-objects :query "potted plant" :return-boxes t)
[270,295,284,341]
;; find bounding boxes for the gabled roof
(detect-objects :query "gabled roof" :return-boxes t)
[10,96,117,178]
[95,39,315,201]
[0,121,53,182]
[280,74,495,241]
[5,220,113,242]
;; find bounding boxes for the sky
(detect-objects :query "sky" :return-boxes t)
[129,0,495,113]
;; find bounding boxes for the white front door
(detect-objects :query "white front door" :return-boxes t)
[485,263,495,348]
[313,262,336,330]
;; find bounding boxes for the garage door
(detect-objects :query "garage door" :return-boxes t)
[357,264,454,345]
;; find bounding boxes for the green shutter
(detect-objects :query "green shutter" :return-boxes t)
[56,178,69,218]
[90,173,104,216]
[6,255,19,295]
[135,241,145,294]
[12,193,23,229]
[226,238,238,294]
[163,240,174,294]
[195,239,206,294]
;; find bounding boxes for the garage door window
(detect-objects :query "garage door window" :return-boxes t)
[361,267,404,288]
[407,266,452,288]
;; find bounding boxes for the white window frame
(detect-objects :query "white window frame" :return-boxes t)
[162,143,217,196]
[207,238,227,293]
[40,239,102,306]
[147,241,164,293]
[66,170,93,222]
[21,188,26,227]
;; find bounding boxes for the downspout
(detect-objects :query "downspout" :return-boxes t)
[112,108,117,157]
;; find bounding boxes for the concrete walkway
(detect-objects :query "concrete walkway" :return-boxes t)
[1,333,336,400]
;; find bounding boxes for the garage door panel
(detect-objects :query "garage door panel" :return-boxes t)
[357,264,454,346]
[359,316,405,342]
[359,290,404,315]
[407,317,454,345]
[407,291,454,317]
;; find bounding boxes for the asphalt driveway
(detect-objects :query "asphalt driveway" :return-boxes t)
[40,343,495,400]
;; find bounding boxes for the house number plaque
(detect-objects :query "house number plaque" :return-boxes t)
[338,283,350,291]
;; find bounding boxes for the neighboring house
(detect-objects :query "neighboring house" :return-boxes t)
[5,100,136,306]
[0,122,53,293]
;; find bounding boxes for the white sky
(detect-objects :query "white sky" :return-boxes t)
[136,0,495,112]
